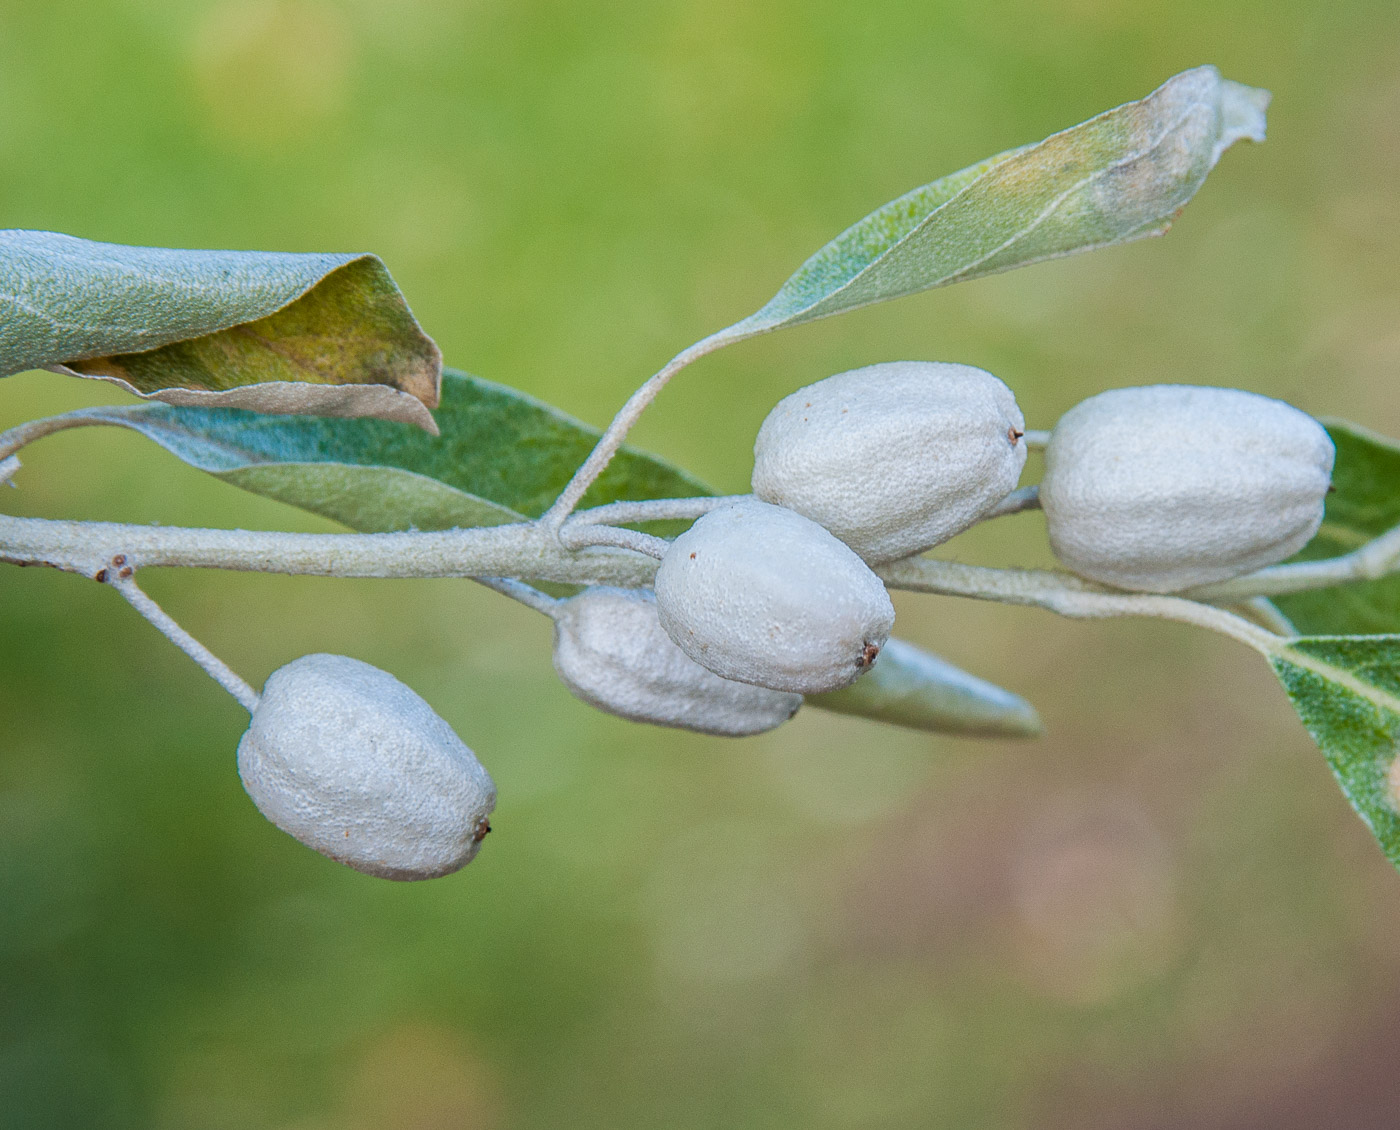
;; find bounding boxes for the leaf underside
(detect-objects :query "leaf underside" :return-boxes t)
[0,232,441,430]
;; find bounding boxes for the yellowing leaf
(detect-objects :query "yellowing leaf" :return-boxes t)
[0,232,441,431]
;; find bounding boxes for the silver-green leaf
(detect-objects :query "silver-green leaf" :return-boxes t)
[1271,635,1400,869]
[806,637,1041,738]
[0,231,442,431]
[705,65,1267,346]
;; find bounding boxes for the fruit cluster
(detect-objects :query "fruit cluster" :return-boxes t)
[238,363,1335,879]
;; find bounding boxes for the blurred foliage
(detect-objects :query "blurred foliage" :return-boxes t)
[3,0,1400,1127]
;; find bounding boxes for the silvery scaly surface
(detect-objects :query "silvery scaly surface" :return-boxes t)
[237,654,496,880]
[1040,385,1335,592]
[653,498,896,694]
[552,587,802,736]
[0,232,443,431]
[751,361,1027,562]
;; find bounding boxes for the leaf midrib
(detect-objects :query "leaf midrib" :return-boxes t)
[1274,641,1400,718]
[813,89,1206,319]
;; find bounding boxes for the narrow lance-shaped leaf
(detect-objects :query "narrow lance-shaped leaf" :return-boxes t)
[1271,420,1400,635]
[806,638,1042,738]
[1271,635,1400,870]
[0,231,442,431]
[691,65,1267,353]
[0,369,709,532]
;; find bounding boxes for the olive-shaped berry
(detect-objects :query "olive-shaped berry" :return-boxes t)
[1040,385,1334,592]
[553,587,802,735]
[653,499,895,694]
[751,361,1027,562]
[237,654,496,880]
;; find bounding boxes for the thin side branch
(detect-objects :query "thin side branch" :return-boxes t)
[1038,589,1283,654]
[984,484,1040,519]
[538,329,739,531]
[0,455,18,486]
[0,411,108,462]
[108,569,261,713]
[879,556,1283,655]
[568,495,740,528]
[1230,597,1299,636]
[1023,429,1051,451]
[558,523,670,559]
[1184,522,1400,602]
[474,576,561,617]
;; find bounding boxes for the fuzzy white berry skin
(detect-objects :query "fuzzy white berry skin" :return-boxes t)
[653,498,896,694]
[751,361,1028,563]
[1040,385,1335,592]
[237,654,496,880]
[553,587,802,736]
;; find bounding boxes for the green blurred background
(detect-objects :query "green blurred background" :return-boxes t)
[3,0,1400,1126]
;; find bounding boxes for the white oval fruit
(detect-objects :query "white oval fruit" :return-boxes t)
[237,653,496,880]
[553,587,802,736]
[1040,385,1335,592]
[653,498,896,694]
[751,361,1028,562]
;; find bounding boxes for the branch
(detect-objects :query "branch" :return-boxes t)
[568,495,740,527]
[0,412,104,462]
[473,576,561,616]
[2,505,1393,659]
[558,523,670,559]
[0,512,660,588]
[878,555,1282,654]
[1229,596,1299,636]
[984,484,1040,519]
[1183,523,1400,602]
[538,331,739,530]
[108,568,261,712]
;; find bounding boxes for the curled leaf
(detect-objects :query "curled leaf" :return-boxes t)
[0,232,442,431]
[713,65,1268,342]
